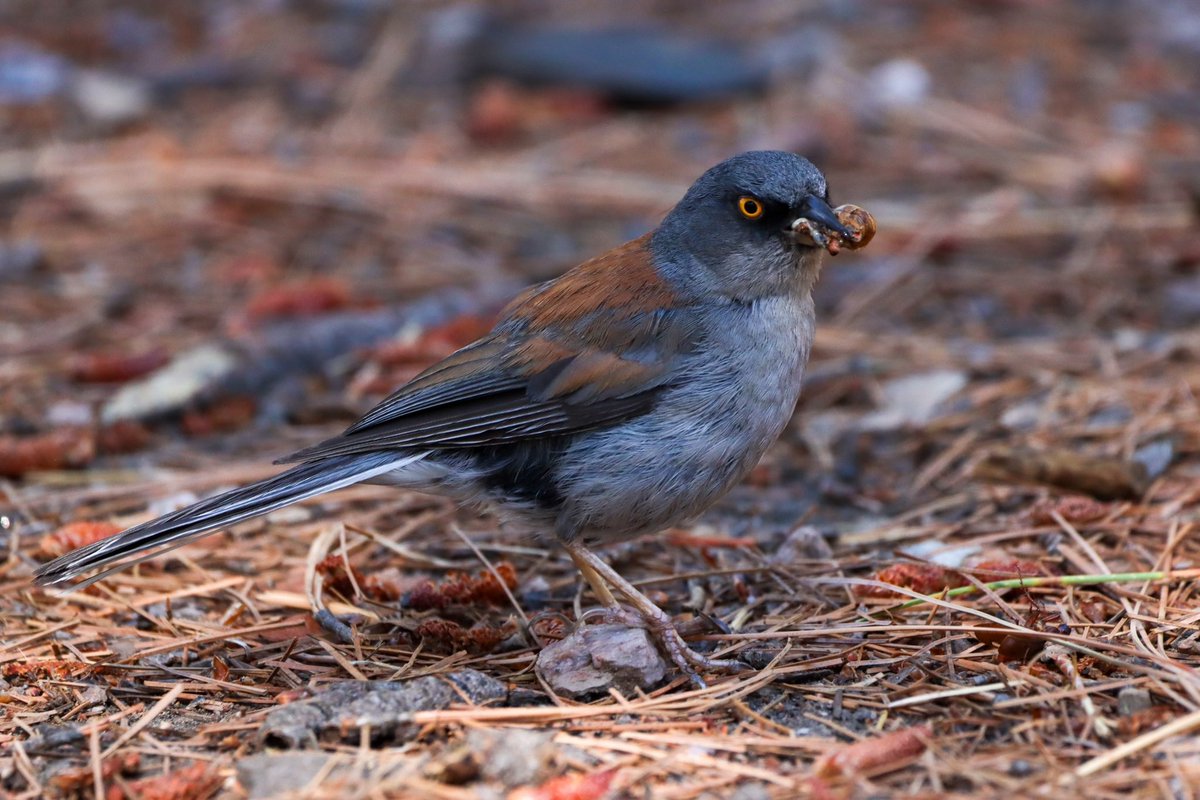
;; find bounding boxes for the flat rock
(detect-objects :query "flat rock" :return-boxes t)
[236,753,332,799]
[259,669,508,748]
[860,370,968,431]
[536,623,667,699]
[1118,686,1152,717]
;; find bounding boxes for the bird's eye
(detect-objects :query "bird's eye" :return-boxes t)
[738,196,764,220]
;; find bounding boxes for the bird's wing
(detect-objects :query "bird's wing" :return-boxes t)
[279,234,698,463]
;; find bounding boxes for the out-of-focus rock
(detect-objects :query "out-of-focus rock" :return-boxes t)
[1001,399,1048,431]
[0,43,67,104]
[537,624,667,699]
[903,539,980,569]
[0,240,44,281]
[71,70,151,125]
[860,370,967,431]
[1133,438,1174,482]
[236,753,332,799]
[102,344,239,423]
[867,58,931,110]
[1165,275,1200,324]
[46,401,94,428]
[259,670,508,748]
[472,24,767,105]
[101,286,515,423]
[772,525,833,564]
[425,729,557,787]
[1117,687,1152,717]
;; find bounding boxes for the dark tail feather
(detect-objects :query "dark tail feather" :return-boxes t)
[34,451,426,589]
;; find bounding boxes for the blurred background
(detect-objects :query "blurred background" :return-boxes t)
[3,0,1200,521]
[4,3,1200,794]
[3,0,1200,523]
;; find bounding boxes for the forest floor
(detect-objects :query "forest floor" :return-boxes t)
[3,2,1200,798]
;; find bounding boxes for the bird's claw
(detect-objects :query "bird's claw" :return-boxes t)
[581,603,746,688]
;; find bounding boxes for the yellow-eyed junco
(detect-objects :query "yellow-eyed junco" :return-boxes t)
[36,150,857,686]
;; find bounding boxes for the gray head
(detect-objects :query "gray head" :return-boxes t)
[652,151,845,302]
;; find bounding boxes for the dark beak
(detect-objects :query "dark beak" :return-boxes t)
[794,195,850,238]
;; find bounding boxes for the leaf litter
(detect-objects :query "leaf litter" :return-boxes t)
[3,1,1200,798]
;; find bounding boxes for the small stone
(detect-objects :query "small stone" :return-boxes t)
[46,401,94,428]
[469,728,556,787]
[727,782,771,800]
[1000,399,1045,431]
[772,525,832,564]
[868,58,931,109]
[259,669,508,747]
[71,70,151,125]
[0,44,67,104]
[1118,686,1152,717]
[102,344,239,423]
[536,624,667,699]
[0,240,44,281]
[1133,439,1174,482]
[860,370,968,431]
[904,539,980,569]
[77,685,107,708]
[235,753,331,799]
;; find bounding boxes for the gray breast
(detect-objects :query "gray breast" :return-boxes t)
[552,293,815,542]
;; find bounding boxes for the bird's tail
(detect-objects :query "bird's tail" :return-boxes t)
[34,451,426,589]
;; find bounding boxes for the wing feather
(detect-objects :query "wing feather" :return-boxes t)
[280,235,698,464]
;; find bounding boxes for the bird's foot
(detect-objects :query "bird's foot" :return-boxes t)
[565,540,745,688]
[581,603,745,688]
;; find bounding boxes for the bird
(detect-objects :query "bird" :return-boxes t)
[35,150,851,686]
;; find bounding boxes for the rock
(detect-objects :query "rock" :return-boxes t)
[102,344,238,423]
[860,370,968,431]
[46,401,94,428]
[1166,275,1200,323]
[1117,687,1152,717]
[1000,399,1046,431]
[71,70,151,125]
[771,525,833,564]
[1133,439,1174,482]
[235,753,332,799]
[868,58,931,110]
[472,24,767,105]
[259,700,330,750]
[536,624,667,699]
[904,539,980,569]
[101,286,515,423]
[0,43,67,105]
[728,783,771,800]
[259,669,508,748]
[77,684,108,709]
[0,240,44,281]
[469,728,556,787]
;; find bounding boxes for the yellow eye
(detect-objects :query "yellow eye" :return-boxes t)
[738,196,764,220]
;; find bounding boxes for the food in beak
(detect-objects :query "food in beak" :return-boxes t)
[792,204,876,255]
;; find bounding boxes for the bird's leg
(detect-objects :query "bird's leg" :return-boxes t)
[568,547,647,629]
[567,547,618,608]
[561,540,745,687]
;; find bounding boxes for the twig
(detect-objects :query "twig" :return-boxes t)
[1075,708,1200,778]
[101,683,186,759]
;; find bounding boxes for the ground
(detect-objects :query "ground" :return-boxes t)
[2,1,1200,798]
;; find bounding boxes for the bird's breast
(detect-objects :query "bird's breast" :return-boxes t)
[552,292,816,541]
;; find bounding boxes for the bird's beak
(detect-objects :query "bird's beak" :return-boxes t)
[791,195,850,239]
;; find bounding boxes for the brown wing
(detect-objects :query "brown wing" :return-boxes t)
[279,235,699,463]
